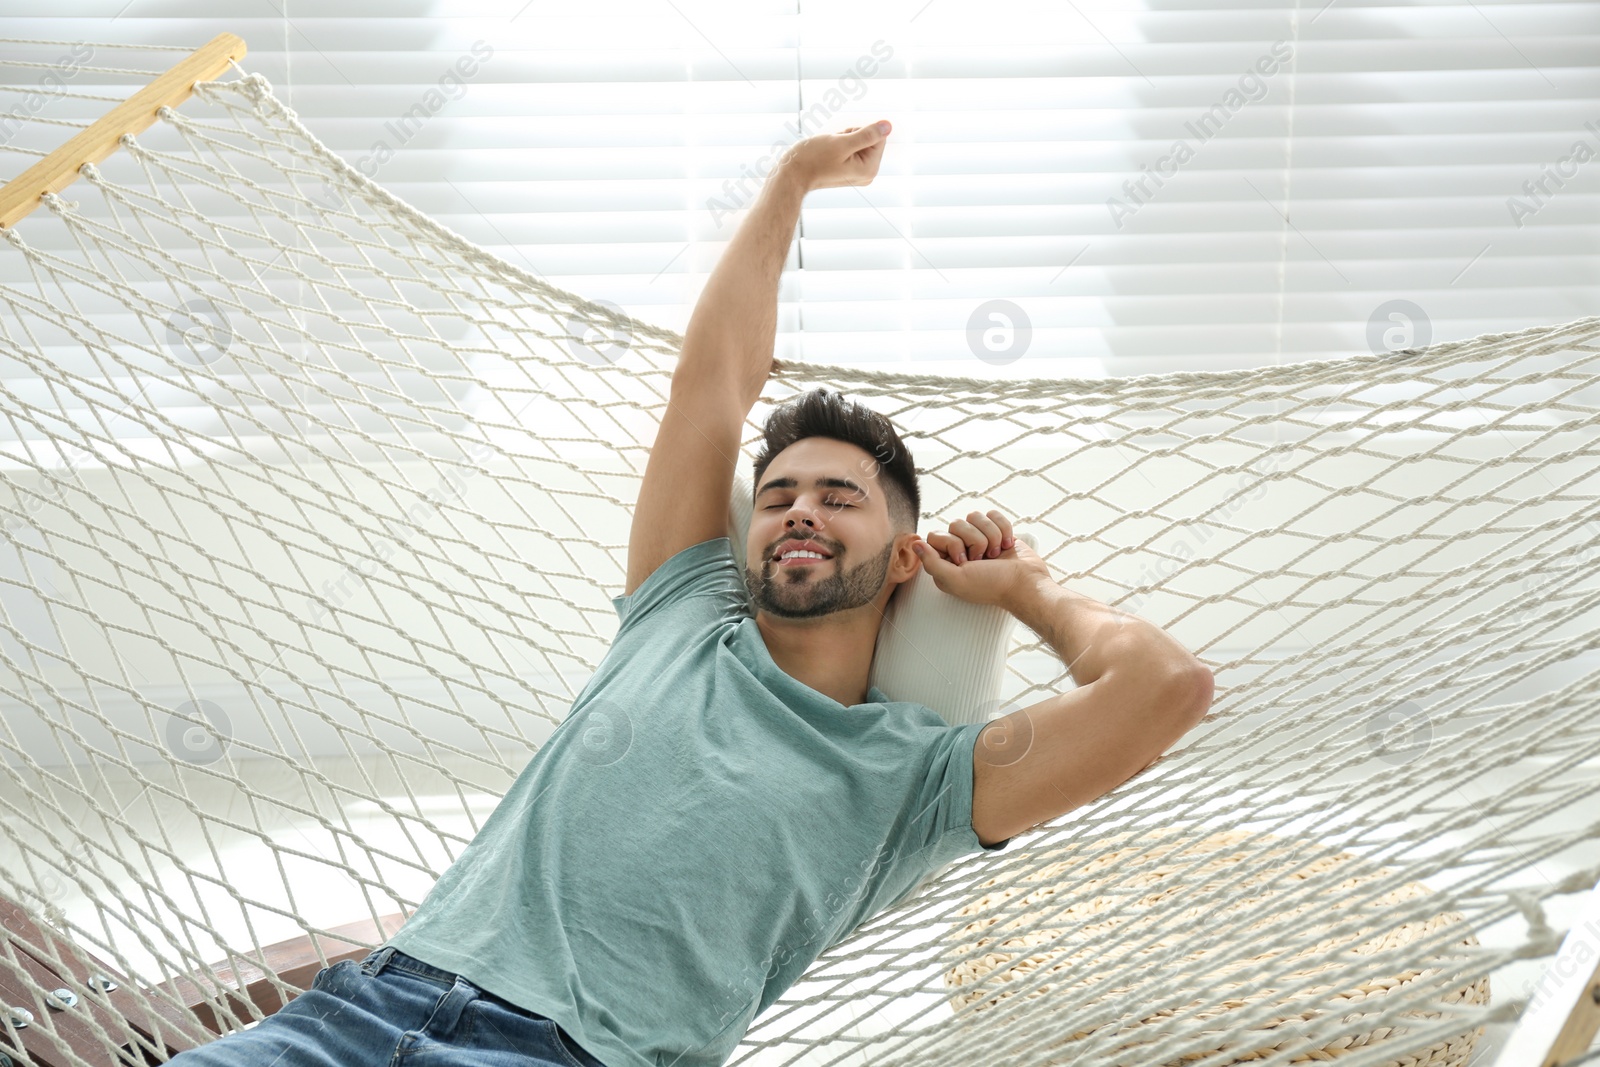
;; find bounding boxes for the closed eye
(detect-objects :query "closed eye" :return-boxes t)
[765,499,853,509]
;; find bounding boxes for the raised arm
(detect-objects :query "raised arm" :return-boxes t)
[982,576,1213,831]
[624,120,893,597]
[911,513,1214,846]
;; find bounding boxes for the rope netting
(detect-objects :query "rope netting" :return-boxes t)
[0,55,1596,1067]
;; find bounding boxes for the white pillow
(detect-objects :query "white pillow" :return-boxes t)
[729,472,1029,726]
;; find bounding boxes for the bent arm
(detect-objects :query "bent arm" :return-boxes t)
[1007,577,1206,691]
[970,576,1213,845]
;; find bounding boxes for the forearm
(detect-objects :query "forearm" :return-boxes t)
[1002,577,1206,691]
[677,165,808,405]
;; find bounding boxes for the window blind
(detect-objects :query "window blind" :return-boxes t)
[1,2,1596,392]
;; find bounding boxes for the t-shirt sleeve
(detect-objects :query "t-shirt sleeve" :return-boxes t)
[611,535,748,634]
[909,720,1012,860]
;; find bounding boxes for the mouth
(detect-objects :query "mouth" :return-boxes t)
[772,542,835,567]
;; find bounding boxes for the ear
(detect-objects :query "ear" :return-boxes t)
[890,531,922,585]
[870,531,1037,725]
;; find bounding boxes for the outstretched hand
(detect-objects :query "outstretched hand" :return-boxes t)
[779,121,892,192]
[911,509,1049,609]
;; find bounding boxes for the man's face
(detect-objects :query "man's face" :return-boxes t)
[744,438,897,620]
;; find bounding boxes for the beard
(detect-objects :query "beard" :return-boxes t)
[744,538,894,619]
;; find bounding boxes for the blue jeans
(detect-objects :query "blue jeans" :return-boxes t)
[164,945,609,1067]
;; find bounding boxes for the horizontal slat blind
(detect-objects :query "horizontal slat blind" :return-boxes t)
[1,2,1597,394]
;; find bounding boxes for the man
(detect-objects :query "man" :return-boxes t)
[169,120,1212,1067]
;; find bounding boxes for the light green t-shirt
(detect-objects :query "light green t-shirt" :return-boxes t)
[386,536,1009,1067]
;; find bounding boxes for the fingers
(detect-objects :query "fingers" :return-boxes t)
[925,530,965,564]
[943,510,1015,562]
[932,523,985,565]
[944,519,981,561]
[789,122,890,192]
[846,122,889,172]
[951,511,999,559]
[991,511,1014,550]
[912,536,954,579]
[969,510,1007,557]
[851,120,890,144]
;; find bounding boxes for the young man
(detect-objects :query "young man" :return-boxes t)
[168,121,1212,1067]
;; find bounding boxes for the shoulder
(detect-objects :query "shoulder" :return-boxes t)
[612,535,749,632]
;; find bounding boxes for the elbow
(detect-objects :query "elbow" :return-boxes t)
[1171,660,1214,728]
[1138,664,1211,776]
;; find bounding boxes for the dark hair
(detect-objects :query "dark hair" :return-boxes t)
[751,388,920,534]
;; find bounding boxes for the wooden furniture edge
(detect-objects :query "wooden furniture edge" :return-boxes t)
[0,32,247,229]
[157,912,408,1034]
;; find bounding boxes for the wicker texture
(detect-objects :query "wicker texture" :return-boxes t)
[943,831,1489,1066]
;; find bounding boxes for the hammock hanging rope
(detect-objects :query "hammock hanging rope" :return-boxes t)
[0,32,1596,1067]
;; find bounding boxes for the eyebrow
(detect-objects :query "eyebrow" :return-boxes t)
[755,475,866,498]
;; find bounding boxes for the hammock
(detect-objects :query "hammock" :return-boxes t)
[0,33,1597,1067]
